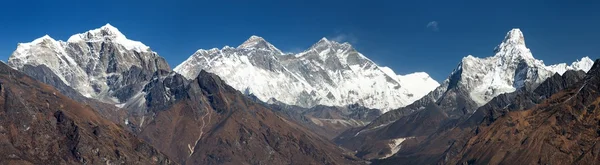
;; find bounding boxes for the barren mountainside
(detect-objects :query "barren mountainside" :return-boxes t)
[0,62,173,164]
[137,70,363,164]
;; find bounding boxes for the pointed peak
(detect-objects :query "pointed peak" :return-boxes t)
[65,24,149,52]
[27,35,56,45]
[101,23,117,29]
[41,34,52,39]
[237,35,283,54]
[99,23,123,35]
[492,28,534,60]
[319,37,330,43]
[39,34,54,41]
[310,37,349,50]
[67,23,127,43]
[502,28,525,46]
[241,35,266,44]
[98,23,126,38]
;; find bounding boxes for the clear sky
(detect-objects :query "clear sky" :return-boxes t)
[0,0,598,81]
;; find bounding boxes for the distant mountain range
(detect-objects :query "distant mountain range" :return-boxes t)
[3,24,598,165]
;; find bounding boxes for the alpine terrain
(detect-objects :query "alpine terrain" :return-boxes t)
[174,36,439,112]
[335,28,595,160]
[2,22,597,165]
[6,24,364,164]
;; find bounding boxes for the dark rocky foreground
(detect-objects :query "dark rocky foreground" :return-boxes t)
[0,62,173,164]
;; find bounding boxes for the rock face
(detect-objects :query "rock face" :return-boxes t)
[174,36,439,112]
[136,70,362,164]
[334,28,594,160]
[8,24,170,107]
[16,64,128,126]
[0,62,173,165]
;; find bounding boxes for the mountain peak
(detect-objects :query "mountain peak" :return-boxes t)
[503,28,525,46]
[67,24,149,52]
[67,23,127,42]
[310,37,347,50]
[248,35,262,40]
[98,23,124,37]
[15,35,59,51]
[493,28,534,60]
[31,34,56,44]
[67,23,127,43]
[237,35,283,54]
[239,35,267,47]
[319,37,330,43]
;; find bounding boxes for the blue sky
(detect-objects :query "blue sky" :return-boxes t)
[0,0,598,81]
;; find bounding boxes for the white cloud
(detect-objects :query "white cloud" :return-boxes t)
[426,21,439,32]
[331,33,358,44]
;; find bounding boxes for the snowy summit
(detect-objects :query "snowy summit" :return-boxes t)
[8,24,169,105]
[67,23,150,52]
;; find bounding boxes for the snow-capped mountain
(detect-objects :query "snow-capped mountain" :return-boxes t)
[546,57,594,75]
[175,36,439,111]
[383,28,593,118]
[8,24,170,106]
[447,29,593,107]
[335,29,595,158]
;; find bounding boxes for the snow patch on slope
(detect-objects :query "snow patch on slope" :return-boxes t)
[380,137,413,159]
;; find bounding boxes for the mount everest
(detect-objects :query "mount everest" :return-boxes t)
[174,36,439,112]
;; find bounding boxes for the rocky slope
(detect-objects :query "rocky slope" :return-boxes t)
[135,70,363,164]
[335,28,594,160]
[0,62,172,164]
[372,68,589,164]
[174,36,439,112]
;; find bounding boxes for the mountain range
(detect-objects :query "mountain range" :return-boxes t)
[174,35,439,112]
[6,24,365,164]
[2,24,598,165]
